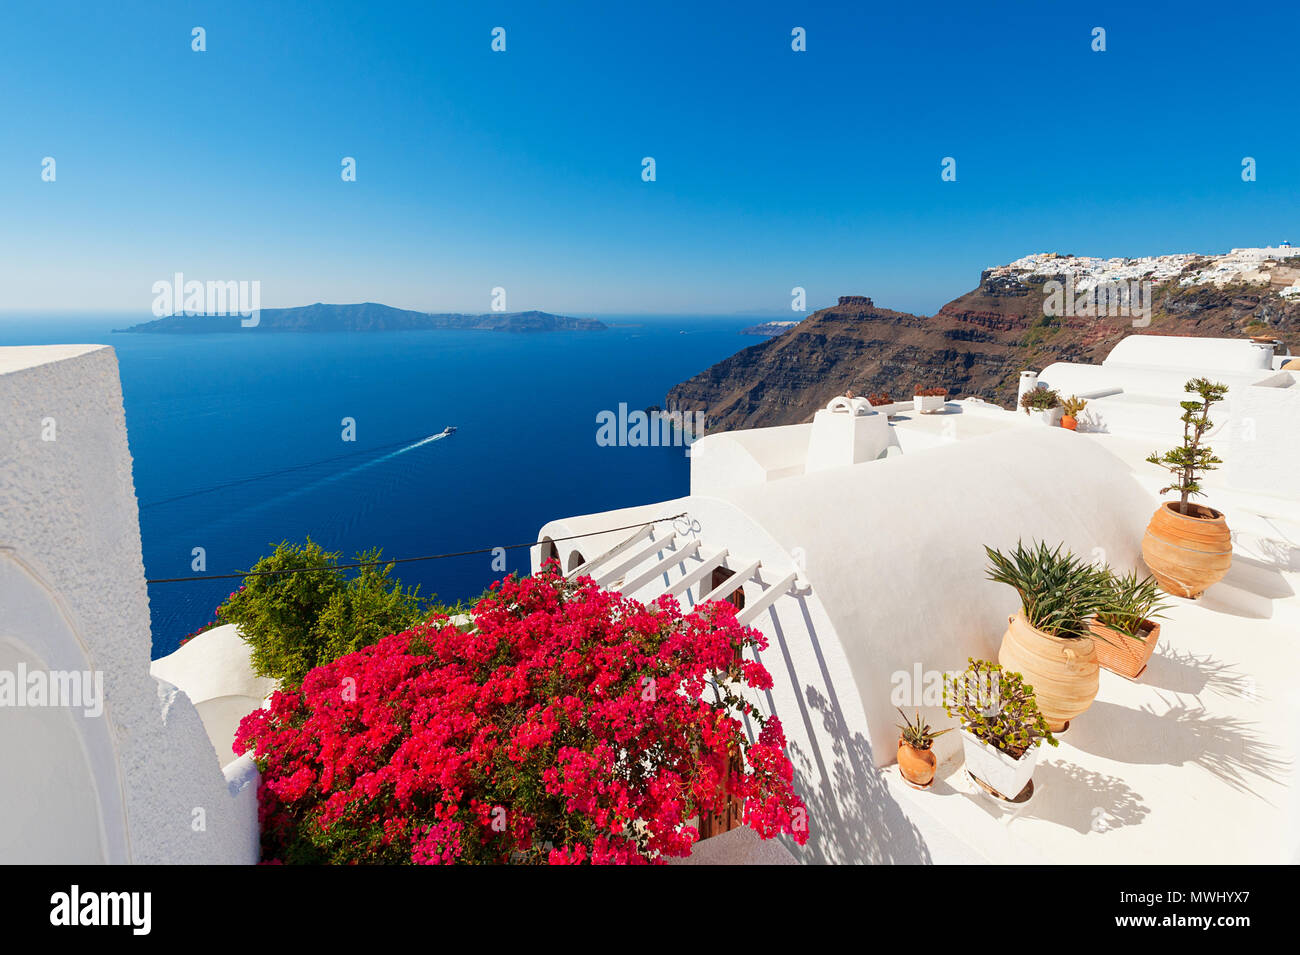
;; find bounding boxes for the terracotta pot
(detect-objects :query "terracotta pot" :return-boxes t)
[1061,414,1078,431]
[1141,502,1232,598]
[897,738,937,789]
[1090,618,1161,680]
[997,612,1098,732]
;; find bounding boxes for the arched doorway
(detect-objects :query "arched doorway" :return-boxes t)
[539,537,560,570]
[0,551,129,863]
[567,550,586,573]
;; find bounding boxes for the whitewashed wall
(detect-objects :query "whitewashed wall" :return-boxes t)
[1226,372,1300,497]
[0,345,258,864]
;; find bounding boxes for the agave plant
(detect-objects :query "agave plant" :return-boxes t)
[984,540,1109,639]
[1095,570,1170,641]
[896,707,953,750]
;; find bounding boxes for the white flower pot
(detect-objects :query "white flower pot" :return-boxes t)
[1026,407,1063,426]
[959,729,1039,799]
[913,394,946,414]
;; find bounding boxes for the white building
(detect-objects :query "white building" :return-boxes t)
[3,335,1297,864]
[534,334,1300,864]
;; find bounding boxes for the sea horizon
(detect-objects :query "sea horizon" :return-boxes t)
[2,311,767,656]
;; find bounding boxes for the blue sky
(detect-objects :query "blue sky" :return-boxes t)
[2,1,1297,316]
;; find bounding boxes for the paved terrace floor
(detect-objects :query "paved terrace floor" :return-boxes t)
[882,410,1299,864]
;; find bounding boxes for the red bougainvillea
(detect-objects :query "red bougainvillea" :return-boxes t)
[234,562,809,864]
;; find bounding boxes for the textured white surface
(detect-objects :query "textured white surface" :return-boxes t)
[151,624,275,767]
[1104,335,1276,372]
[668,826,798,865]
[1226,372,1300,497]
[0,345,258,864]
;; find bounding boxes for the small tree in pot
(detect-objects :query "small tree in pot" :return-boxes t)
[1142,378,1232,597]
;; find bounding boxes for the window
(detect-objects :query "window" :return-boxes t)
[709,566,746,610]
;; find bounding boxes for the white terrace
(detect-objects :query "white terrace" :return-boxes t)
[533,334,1300,864]
[2,336,1296,865]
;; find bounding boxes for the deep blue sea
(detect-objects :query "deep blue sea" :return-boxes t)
[1,314,760,657]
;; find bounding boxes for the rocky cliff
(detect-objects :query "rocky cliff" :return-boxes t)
[667,250,1300,432]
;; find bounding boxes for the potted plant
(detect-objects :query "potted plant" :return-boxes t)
[1019,386,1063,425]
[943,659,1057,801]
[895,707,952,789]
[1142,378,1232,598]
[985,540,1108,731]
[1060,395,1087,431]
[913,386,947,414]
[1090,570,1171,680]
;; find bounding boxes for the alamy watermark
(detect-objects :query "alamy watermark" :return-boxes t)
[151,272,261,327]
[0,664,103,718]
[1043,276,1152,328]
[892,663,1002,711]
[50,885,150,935]
[596,404,706,456]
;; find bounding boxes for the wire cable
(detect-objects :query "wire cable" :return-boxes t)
[145,512,689,584]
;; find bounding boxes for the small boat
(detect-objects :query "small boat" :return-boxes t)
[440,426,457,436]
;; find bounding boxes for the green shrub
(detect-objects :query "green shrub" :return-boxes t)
[217,539,428,686]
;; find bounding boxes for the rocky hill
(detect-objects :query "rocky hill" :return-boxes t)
[666,248,1300,432]
[117,303,606,333]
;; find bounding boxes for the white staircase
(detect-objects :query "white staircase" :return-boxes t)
[565,520,800,624]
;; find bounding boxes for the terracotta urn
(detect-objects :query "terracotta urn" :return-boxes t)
[1141,502,1232,598]
[997,612,1098,732]
[897,739,937,789]
[1061,414,1078,431]
[1090,618,1161,681]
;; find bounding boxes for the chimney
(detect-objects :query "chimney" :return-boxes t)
[1017,370,1040,408]
[1248,337,1278,368]
[805,395,891,473]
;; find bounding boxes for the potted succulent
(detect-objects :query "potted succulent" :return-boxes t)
[943,659,1057,801]
[1060,394,1087,431]
[1090,570,1171,680]
[985,540,1108,731]
[1019,386,1063,425]
[1142,378,1232,598]
[913,386,947,414]
[895,708,952,789]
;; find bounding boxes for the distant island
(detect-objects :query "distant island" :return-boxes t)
[116,302,607,333]
[739,320,800,337]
